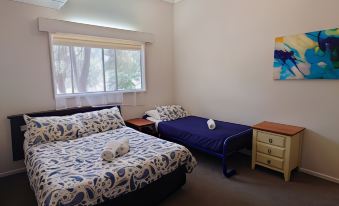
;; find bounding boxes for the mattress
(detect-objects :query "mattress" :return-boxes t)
[158,116,251,154]
[25,127,196,206]
[146,117,162,130]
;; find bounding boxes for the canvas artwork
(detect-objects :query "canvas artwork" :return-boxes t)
[274,28,339,80]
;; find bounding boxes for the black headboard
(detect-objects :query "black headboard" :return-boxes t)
[7,105,121,161]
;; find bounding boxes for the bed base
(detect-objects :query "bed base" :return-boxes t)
[99,166,186,206]
[159,129,252,178]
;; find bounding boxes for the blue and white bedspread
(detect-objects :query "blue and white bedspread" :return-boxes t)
[25,127,197,206]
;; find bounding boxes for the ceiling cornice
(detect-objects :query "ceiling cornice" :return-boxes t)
[162,0,184,4]
[12,0,68,9]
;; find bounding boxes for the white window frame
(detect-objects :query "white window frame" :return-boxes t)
[48,33,147,99]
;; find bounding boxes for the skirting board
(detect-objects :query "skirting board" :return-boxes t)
[0,166,338,184]
[0,167,26,178]
[300,168,339,184]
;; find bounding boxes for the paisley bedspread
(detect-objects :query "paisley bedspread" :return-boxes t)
[25,127,197,206]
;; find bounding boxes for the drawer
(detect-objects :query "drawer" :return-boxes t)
[257,142,285,158]
[256,131,285,148]
[256,153,284,170]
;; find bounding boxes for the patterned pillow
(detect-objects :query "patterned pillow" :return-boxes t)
[76,107,125,137]
[24,114,82,147]
[156,105,189,121]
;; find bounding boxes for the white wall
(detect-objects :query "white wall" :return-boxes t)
[174,0,339,179]
[0,0,174,174]
[1,0,338,181]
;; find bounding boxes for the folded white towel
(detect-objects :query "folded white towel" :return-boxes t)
[207,119,216,130]
[101,138,130,161]
[116,138,129,156]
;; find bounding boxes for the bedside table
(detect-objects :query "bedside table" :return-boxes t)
[125,118,157,136]
[251,121,305,181]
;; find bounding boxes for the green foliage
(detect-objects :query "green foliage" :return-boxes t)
[53,45,142,94]
[116,49,142,90]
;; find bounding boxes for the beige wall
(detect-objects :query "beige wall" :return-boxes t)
[174,0,339,179]
[1,0,338,181]
[0,0,174,174]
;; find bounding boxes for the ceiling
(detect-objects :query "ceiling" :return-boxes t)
[12,0,183,10]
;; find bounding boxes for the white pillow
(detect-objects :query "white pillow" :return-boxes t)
[145,110,161,120]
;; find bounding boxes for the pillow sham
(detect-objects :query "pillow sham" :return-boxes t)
[145,109,161,120]
[24,107,125,147]
[156,105,189,121]
[76,107,125,137]
[24,114,82,147]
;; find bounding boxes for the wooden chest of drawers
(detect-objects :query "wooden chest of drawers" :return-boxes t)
[251,121,305,181]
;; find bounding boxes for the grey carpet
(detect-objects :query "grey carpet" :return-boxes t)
[1,152,338,206]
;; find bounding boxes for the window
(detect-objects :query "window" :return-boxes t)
[51,33,145,96]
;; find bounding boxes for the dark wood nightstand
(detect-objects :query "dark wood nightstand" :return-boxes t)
[125,118,157,136]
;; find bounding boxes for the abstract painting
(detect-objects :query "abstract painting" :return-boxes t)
[274,28,339,80]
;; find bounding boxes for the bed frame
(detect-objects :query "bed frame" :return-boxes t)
[7,105,187,205]
[158,121,252,178]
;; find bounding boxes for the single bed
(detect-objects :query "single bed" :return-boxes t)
[147,115,252,177]
[8,106,196,206]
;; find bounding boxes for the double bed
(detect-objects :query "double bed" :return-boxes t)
[146,113,252,177]
[8,106,196,206]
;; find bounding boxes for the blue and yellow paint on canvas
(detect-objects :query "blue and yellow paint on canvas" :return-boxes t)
[274,28,339,80]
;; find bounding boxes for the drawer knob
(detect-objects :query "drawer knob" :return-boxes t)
[268,149,272,154]
[267,160,271,164]
[269,138,273,144]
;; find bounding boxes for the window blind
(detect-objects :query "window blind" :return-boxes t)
[52,33,143,50]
